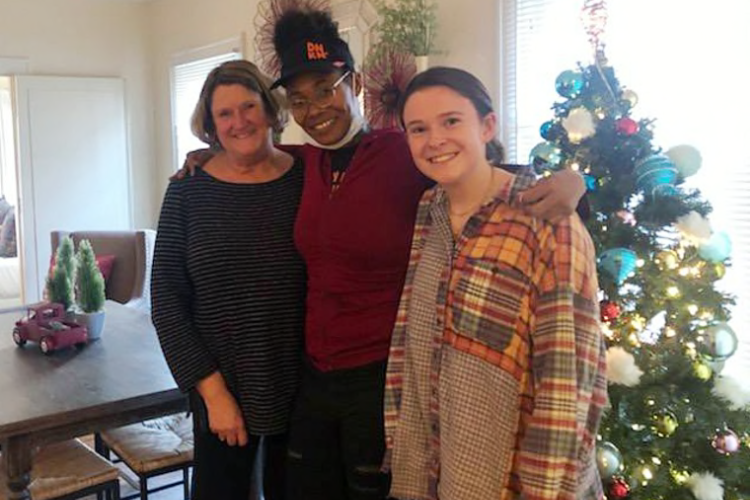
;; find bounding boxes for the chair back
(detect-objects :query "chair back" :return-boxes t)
[50,230,155,309]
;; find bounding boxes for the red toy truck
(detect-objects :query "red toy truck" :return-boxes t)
[12,303,89,354]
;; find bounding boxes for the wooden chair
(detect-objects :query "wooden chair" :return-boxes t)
[95,415,193,500]
[0,439,120,500]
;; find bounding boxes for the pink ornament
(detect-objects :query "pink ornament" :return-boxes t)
[600,300,621,322]
[617,210,637,226]
[616,117,639,135]
[712,429,741,455]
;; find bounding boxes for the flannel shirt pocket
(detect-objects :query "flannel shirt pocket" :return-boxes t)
[450,259,527,353]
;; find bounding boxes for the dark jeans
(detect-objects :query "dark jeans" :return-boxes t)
[191,392,288,500]
[286,359,391,500]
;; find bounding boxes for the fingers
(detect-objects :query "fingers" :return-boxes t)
[216,424,248,447]
[516,178,552,205]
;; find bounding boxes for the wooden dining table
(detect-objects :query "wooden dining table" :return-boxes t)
[0,300,187,500]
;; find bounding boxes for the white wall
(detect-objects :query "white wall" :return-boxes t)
[0,0,155,228]
[146,0,260,215]
[431,0,502,113]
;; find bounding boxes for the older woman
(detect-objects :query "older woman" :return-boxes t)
[151,60,306,500]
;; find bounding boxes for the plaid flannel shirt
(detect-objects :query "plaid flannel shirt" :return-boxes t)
[383,166,607,500]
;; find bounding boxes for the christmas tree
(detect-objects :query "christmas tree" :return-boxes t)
[528,2,750,499]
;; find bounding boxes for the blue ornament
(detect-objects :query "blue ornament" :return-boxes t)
[529,142,563,173]
[698,322,738,361]
[698,231,732,262]
[540,120,555,140]
[555,70,584,98]
[634,154,678,196]
[599,248,638,285]
[584,174,598,192]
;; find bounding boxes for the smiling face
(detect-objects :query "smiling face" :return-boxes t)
[210,83,274,159]
[402,85,496,188]
[285,71,360,146]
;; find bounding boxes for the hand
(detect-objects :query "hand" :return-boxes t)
[204,390,248,447]
[169,148,215,181]
[196,371,248,446]
[516,168,586,223]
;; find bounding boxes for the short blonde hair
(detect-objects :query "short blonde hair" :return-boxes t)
[190,60,288,148]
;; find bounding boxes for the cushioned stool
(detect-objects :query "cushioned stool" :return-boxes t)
[95,415,193,500]
[1,438,120,500]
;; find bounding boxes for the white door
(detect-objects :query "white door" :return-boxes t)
[14,76,132,302]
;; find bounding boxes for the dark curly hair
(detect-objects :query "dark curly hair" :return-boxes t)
[273,8,340,55]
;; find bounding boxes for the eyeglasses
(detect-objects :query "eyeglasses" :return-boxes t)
[288,71,351,117]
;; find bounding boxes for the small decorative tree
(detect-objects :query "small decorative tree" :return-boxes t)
[46,235,76,311]
[46,266,74,311]
[75,239,105,313]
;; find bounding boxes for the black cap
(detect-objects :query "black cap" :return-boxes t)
[271,36,355,89]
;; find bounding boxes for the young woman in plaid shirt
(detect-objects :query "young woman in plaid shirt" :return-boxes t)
[384,67,608,500]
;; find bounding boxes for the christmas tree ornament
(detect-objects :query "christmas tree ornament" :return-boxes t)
[675,211,712,246]
[712,428,740,455]
[363,47,417,129]
[583,174,598,192]
[621,88,638,108]
[529,141,563,172]
[693,361,713,381]
[651,410,679,437]
[713,262,726,279]
[580,0,609,53]
[607,476,630,499]
[616,210,636,226]
[697,322,738,361]
[639,310,666,344]
[562,107,597,143]
[598,247,637,284]
[555,70,584,98]
[634,154,678,197]
[698,231,732,262]
[539,120,556,140]
[615,117,639,135]
[606,346,643,387]
[655,249,680,270]
[600,300,621,322]
[631,461,659,487]
[686,471,725,500]
[666,144,702,178]
[595,441,623,479]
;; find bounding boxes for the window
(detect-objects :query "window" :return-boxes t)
[0,79,17,205]
[502,0,750,376]
[170,39,242,169]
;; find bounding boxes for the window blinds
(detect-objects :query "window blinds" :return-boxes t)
[171,51,241,169]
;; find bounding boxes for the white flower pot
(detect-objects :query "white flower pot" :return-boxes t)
[415,55,430,73]
[75,310,106,341]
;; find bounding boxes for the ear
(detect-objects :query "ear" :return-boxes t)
[481,112,498,143]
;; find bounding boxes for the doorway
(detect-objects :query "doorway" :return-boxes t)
[0,75,21,310]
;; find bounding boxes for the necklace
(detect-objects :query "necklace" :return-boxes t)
[448,167,496,217]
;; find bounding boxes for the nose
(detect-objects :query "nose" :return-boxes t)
[427,131,447,149]
[232,110,249,128]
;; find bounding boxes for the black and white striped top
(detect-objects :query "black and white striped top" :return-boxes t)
[151,161,306,435]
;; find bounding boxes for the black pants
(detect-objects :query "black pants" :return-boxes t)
[286,359,390,500]
[191,393,288,500]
